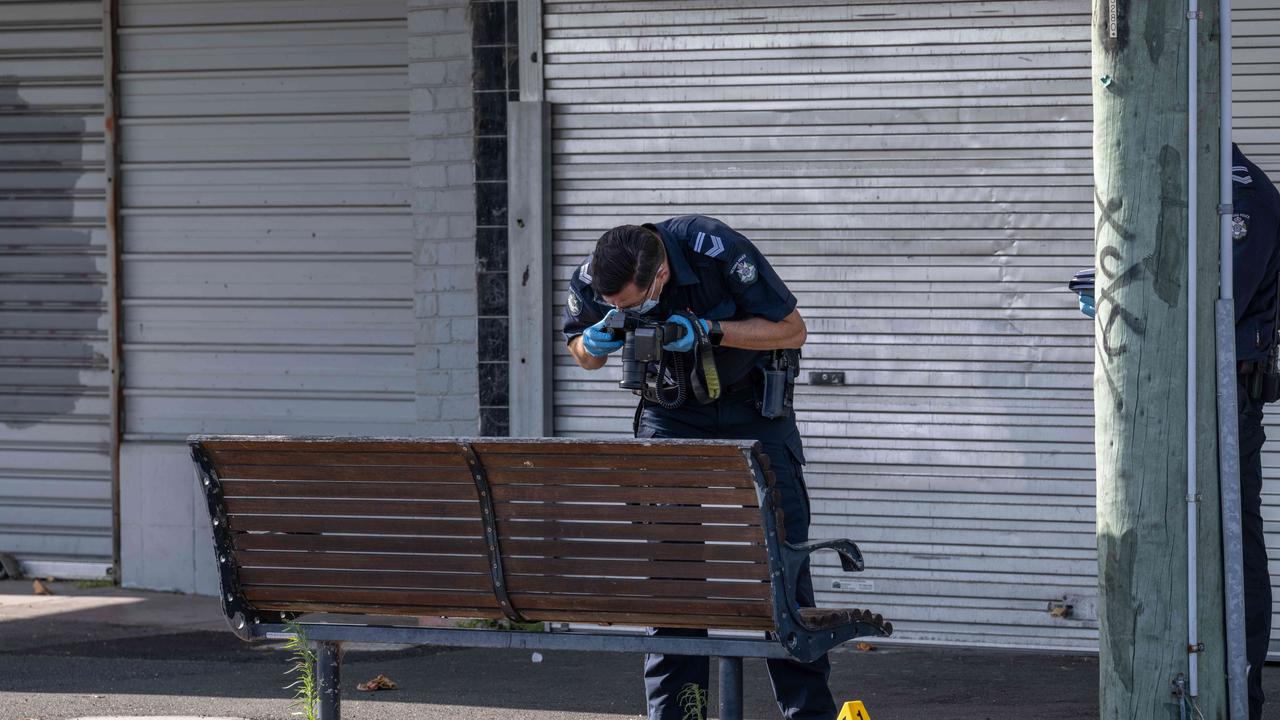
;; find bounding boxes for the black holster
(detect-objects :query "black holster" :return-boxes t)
[758,349,800,419]
[1240,361,1280,403]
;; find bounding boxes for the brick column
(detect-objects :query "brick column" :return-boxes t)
[409,0,480,434]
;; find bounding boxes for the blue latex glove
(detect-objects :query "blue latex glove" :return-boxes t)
[662,314,711,353]
[581,309,624,357]
[1077,290,1096,319]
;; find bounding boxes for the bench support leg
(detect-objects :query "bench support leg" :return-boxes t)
[317,641,342,720]
[718,656,743,720]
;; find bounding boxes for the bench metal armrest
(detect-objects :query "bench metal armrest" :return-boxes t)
[782,539,865,574]
[779,538,866,630]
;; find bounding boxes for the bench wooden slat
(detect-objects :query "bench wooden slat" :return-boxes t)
[511,594,770,619]
[224,497,481,519]
[239,568,493,591]
[509,575,771,602]
[499,520,763,543]
[216,464,474,483]
[503,556,768,582]
[233,533,485,555]
[206,450,468,468]
[494,502,760,526]
[476,442,752,458]
[201,439,465,454]
[220,480,478,501]
[236,549,489,574]
[240,568,494,593]
[243,586,501,610]
[491,484,757,506]
[501,538,767,564]
[237,568,770,603]
[250,601,509,621]
[228,516,483,536]
[481,454,758,476]
[484,468,756,490]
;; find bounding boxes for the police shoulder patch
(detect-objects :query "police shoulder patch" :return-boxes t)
[1233,214,1250,241]
[731,253,758,285]
[567,289,583,317]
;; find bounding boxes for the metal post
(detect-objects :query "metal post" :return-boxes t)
[718,656,743,720]
[102,0,123,585]
[316,641,341,720]
[507,100,553,437]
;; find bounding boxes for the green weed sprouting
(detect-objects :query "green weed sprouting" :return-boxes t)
[677,682,707,720]
[283,620,319,720]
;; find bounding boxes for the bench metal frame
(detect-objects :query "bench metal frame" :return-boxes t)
[192,436,889,720]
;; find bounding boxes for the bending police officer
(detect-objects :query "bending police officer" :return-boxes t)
[562,215,837,720]
[1077,144,1280,720]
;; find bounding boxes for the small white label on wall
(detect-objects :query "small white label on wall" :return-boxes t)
[832,579,874,593]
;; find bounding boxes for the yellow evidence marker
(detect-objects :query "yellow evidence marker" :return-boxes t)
[837,700,872,720]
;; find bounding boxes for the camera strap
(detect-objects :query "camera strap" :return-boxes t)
[676,310,721,404]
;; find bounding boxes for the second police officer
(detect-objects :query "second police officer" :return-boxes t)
[562,215,837,720]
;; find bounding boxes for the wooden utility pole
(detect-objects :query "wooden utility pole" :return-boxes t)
[1092,0,1225,717]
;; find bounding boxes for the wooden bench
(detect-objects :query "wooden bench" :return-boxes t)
[190,435,890,719]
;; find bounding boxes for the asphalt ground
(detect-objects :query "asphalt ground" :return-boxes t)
[0,580,1260,720]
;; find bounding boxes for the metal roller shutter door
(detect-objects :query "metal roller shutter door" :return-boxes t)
[0,0,112,578]
[116,0,416,440]
[544,0,1099,649]
[1234,0,1280,657]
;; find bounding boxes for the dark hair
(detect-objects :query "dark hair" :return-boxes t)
[590,225,665,296]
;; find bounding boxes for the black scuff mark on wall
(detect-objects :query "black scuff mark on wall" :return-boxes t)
[0,78,102,431]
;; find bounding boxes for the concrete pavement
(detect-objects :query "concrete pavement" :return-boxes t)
[0,578,1194,720]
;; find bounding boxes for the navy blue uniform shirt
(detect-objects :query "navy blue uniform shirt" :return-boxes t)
[1233,144,1280,363]
[562,215,798,387]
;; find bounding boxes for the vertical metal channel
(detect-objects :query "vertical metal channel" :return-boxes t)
[0,0,114,578]
[507,100,552,436]
[102,0,122,581]
[508,0,551,436]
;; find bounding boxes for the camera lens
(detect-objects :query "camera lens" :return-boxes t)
[619,334,645,390]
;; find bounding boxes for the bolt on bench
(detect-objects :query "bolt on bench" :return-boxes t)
[191,436,891,719]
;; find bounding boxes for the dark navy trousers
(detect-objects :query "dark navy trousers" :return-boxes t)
[635,387,837,720]
[1239,378,1273,720]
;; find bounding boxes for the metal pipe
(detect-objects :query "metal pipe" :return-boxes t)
[1217,0,1250,717]
[1186,0,1201,698]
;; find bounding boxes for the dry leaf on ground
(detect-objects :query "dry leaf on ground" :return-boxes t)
[357,674,398,692]
[32,579,53,596]
[855,642,876,652]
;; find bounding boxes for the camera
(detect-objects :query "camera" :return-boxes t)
[603,312,689,392]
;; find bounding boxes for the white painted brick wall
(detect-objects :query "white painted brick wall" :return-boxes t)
[410,0,479,434]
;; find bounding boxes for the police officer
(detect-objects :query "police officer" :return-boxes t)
[1078,144,1280,720]
[562,215,836,720]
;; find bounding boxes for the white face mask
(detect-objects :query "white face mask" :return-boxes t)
[634,297,660,315]
[622,267,663,315]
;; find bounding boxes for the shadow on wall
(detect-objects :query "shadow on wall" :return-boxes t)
[0,76,104,431]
